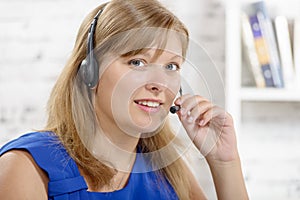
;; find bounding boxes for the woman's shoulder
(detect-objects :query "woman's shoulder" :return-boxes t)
[0,132,63,169]
[0,149,48,199]
[0,131,86,198]
[0,131,58,153]
[0,132,54,199]
[0,131,80,180]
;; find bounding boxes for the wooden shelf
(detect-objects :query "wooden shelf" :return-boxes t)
[240,88,300,101]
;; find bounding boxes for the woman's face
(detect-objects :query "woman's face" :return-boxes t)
[94,47,183,137]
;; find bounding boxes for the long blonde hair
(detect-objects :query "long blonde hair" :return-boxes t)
[45,0,191,199]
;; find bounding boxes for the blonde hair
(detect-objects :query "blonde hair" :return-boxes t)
[45,0,191,199]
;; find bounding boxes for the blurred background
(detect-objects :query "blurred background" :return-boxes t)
[0,0,299,199]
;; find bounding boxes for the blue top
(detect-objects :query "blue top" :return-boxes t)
[0,132,179,200]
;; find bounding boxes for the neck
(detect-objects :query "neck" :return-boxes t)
[91,111,140,172]
[98,112,140,153]
[102,124,140,153]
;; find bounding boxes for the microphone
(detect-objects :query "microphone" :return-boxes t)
[170,87,183,114]
[170,105,180,114]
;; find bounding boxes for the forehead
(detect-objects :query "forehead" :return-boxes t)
[120,35,183,60]
[95,27,187,59]
[123,48,183,62]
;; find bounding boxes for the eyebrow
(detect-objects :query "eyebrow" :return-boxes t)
[169,55,183,60]
[141,51,183,61]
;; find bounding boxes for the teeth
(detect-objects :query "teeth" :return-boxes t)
[137,101,160,107]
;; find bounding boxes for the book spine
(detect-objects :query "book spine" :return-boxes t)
[253,1,284,88]
[249,15,274,87]
[241,13,265,88]
[294,17,300,88]
[274,16,295,88]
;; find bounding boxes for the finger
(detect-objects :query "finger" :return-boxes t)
[199,106,227,126]
[185,101,213,124]
[180,95,210,116]
[174,94,193,116]
[174,94,192,105]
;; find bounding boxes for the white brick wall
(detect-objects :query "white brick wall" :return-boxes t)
[1,0,300,199]
[0,0,105,141]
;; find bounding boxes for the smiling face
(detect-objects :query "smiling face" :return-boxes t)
[94,47,183,137]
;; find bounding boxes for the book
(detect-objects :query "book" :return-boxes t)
[249,1,285,88]
[274,16,295,88]
[241,12,266,88]
[248,14,274,87]
[294,18,300,88]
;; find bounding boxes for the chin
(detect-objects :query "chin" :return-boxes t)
[118,103,168,136]
[133,116,167,137]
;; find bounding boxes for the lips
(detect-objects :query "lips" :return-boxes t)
[135,100,160,107]
[134,99,163,113]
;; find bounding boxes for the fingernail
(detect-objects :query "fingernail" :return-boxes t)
[180,108,186,115]
[187,116,194,123]
[199,120,205,126]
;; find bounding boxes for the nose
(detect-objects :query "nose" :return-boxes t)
[145,82,165,94]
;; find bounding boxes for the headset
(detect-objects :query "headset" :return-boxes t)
[78,9,104,88]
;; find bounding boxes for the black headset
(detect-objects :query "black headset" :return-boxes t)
[78,9,104,88]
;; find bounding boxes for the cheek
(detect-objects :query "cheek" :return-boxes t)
[94,80,113,118]
[95,66,127,116]
[166,88,178,105]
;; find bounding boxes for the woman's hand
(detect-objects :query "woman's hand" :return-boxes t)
[175,94,249,199]
[175,94,239,163]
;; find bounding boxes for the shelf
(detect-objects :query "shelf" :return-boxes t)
[225,0,300,128]
[240,88,300,101]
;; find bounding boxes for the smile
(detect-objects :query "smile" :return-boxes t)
[134,99,163,113]
[136,101,160,107]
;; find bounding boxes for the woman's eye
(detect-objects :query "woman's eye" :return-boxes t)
[165,63,179,71]
[128,59,146,67]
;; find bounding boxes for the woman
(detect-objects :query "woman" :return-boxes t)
[0,0,248,199]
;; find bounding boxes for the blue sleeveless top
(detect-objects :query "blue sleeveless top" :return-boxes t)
[0,132,179,200]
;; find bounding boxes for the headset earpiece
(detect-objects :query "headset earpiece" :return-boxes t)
[79,54,99,88]
[78,8,104,89]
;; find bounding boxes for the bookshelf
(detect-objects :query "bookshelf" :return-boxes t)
[225,0,300,130]
[240,88,300,101]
